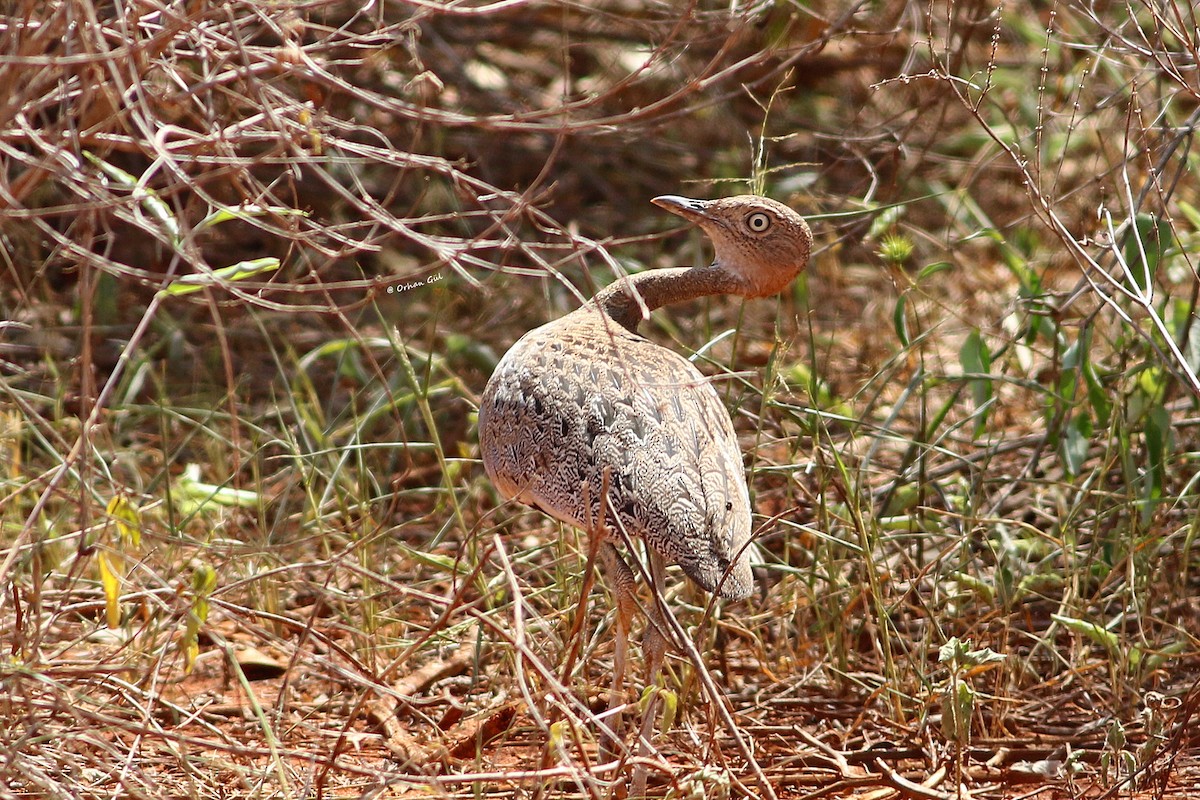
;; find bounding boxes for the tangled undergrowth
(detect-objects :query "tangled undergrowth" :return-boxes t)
[3,1,1200,797]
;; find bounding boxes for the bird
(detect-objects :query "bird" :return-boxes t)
[477,194,813,759]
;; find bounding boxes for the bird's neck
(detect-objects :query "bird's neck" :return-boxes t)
[592,265,742,332]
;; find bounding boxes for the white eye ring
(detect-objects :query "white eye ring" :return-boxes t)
[746,212,771,232]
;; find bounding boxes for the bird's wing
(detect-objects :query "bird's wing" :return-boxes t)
[479,314,754,599]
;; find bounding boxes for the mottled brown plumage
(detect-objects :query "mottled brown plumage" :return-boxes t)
[477,194,813,755]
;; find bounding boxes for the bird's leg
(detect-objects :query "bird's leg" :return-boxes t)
[642,548,670,684]
[597,540,637,757]
[559,469,609,693]
[631,548,670,797]
[558,530,602,686]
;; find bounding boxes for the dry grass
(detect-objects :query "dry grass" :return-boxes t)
[3,0,1200,798]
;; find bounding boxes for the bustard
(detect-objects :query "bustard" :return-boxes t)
[477,194,813,761]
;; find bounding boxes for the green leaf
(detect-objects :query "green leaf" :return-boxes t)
[1077,331,1112,427]
[1141,639,1188,673]
[180,563,217,674]
[1145,404,1170,477]
[893,295,910,346]
[1137,366,1167,400]
[961,228,1004,244]
[391,541,459,574]
[950,572,994,603]
[964,645,1006,666]
[1062,413,1092,476]
[1106,719,1127,751]
[939,636,1005,668]
[959,329,993,434]
[1143,405,1170,521]
[918,261,954,280]
[1052,613,1119,651]
[866,202,905,239]
[659,688,678,733]
[1121,214,1171,292]
[160,258,281,297]
[105,494,142,547]
[1128,365,1168,424]
[175,463,263,514]
[548,720,568,754]
[941,679,974,745]
[97,551,123,629]
[1177,200,1200,232]
[191,563,218,598]
[84,150,180,244]
[1062,335,1083,371]
[939,636,968,666]
[197,204,309,231]
[1172,299,1200,375]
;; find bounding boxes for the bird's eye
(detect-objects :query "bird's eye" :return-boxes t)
[746,212,771,232]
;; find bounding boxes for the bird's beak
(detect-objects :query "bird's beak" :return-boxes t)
[651,195,712,223]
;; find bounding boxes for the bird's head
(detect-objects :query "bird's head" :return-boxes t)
[652,194,813,298]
